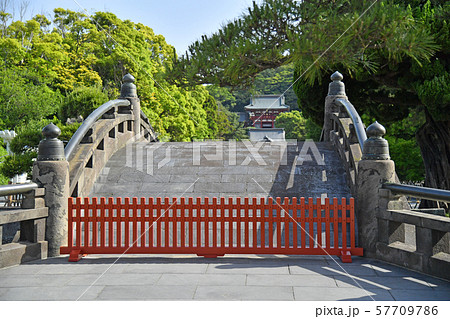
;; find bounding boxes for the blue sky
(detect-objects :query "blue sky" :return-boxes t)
[11,0,257,54]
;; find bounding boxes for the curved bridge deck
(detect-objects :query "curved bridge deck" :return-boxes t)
[90,141,351,199]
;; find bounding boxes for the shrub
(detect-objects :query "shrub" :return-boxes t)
[59,86,109,121]
[0,152,36,179]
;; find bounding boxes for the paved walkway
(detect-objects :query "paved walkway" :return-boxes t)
[0,255,449,301]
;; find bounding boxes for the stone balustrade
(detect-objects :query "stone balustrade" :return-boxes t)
[376,188,450,279]
[326,71,450,280]
[0,187,48,268]
[323,72,365,195]
[67,74,157,198]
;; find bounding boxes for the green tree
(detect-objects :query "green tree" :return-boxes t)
[59,85,109,121]
[0,7,225,142]
[275,111,307,140]
[292,0,448,192]
[0,67,62,130]
[170,0,449,193]
[0,145,9,185]
[253,64,299,110]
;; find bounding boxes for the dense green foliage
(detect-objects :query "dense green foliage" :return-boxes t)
[0,7,229,141]
[0,152,34,178]
[0,145,9,184]
[253,64,298,110]
[0,6,235,179]
[0,67,62,129]
[59,86,109,122]
[275,111,307,140]
[275,110,322,141]
[290,0,447,184]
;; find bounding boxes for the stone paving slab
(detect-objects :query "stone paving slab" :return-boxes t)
[65,273,162,286]
[0,285,104,301]
[389,289,450,301]
[0,274,73,287]
[0,255,449,301]
[121,263,209,274]
[247,274,337,287]
[288,264,378,276]
[194,285,294,301]
[156,273,246,286]
[97,285,196,300]
[334,274,440,290]
[293,287,395,301]
[206,263,290,275]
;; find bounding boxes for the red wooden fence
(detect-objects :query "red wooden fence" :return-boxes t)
[60,196,363,262]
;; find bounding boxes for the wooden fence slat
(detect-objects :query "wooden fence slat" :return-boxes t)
[139,198,145,248]
[284,197,289,248]
[317,198,322,249]
[205,197,209,248]
[342,198,347,250]
[300,197,306,249]
[325,198,330,249]
[164,197,170,248]
[292,197,298,249]
[212,197,218,248]
[350,198,355,249]
[188,197,193,248]
[99,197,106,248]
[149,197,154,248]
[180,197,186,248]
[333,198,339,249]
[156,197,162,247]
[250,198,256,248]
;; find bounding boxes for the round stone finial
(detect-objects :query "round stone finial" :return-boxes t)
[120,73,137,98]
[122,73,135,83]
[42,123,61,139]
[362,121,390,160]
[328,71,346,96]
[330,71,343,82]
[38,123,65,161]
[366,121,386,138]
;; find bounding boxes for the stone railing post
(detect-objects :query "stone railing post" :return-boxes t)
[120,74,141,137]
[32,123,69,257]
[356,122,396,257]
[323,71,347,141]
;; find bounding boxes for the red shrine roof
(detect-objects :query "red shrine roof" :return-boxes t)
[244,95,290,111]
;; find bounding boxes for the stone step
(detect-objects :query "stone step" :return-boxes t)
[90,141,352,199]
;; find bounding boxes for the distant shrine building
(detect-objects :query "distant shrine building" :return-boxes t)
[244,95,290,128]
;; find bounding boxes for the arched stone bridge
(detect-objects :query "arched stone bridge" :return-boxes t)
[1,72,449,281]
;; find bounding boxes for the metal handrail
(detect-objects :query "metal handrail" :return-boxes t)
[64,99,131,160]
[383,183,450,203]
[0,182,39,196]
[336,98,367,151]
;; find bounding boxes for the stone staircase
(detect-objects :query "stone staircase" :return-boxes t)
[90,141,352,200]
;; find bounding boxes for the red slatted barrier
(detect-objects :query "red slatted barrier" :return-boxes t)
[60,197,363,262]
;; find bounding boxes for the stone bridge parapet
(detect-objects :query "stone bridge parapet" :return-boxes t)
[66,74,157,198]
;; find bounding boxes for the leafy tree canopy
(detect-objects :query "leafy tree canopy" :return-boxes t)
[0,7,230,142]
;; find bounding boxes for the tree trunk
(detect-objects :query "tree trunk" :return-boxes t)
[416,112,450,211]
